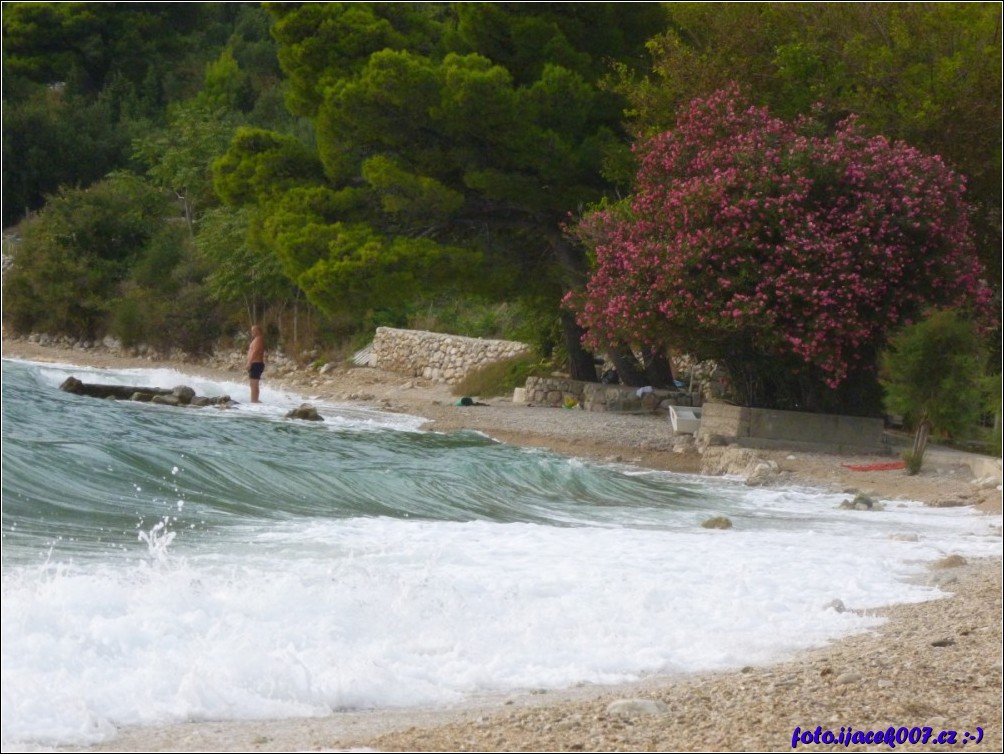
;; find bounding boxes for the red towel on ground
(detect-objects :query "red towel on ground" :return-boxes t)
[841,461,907,472]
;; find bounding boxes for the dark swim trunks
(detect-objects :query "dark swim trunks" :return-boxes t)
[249,362,265,380]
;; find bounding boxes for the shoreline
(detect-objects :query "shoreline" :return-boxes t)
[3,338,1002,751]
[76,557,1003,753]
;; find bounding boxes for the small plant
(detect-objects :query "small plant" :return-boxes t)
[901,450,924,476]
[452,353,548,398]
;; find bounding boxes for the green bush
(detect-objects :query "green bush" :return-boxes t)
[881,310,987,472]
[901,450,923,476]
[452,353,549,398]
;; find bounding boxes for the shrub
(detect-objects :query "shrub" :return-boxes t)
[881,310,987,473]
[570,85,992,413]
[901,450,924,476]
[452,353,548,398]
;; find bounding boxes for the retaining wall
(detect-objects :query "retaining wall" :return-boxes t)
[522,376,698,413]
[698,402,887,453]
[371,327,531,385]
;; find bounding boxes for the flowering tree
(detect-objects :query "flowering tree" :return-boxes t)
[569,86,992,413]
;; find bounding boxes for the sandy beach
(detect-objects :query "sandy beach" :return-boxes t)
[3,338,1001,752]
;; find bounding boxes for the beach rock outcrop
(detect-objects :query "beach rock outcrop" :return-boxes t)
[701,516,733,530]
[701,447,781,486]
[285,403,323,421]
[59,376,234,409]
[838,493,884,511]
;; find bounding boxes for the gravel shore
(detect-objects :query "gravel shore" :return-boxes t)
[4,339,1001,752]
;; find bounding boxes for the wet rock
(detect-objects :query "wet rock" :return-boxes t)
[172,385,196,405]
[286,403,323,421]
[839,493,884,511]
[701,516,733,530]
[746,460,779,486]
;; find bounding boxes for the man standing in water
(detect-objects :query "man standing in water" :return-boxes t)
[246,324,265,403]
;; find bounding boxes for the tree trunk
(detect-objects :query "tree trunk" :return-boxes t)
[607,345,647,387]
[642,347,675,388]
[909,416,932,475]
[560,310,599,382]
[549,230,598,382]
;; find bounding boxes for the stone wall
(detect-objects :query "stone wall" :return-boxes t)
[521,376,699,413]
[698,402,887,453]
[371,327,531,385]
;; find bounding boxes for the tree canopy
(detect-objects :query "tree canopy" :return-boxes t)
[616,2,1002,284]
[569,86,992,413]
[213,2,666,376]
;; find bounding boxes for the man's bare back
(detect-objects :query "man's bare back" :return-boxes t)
[246,325,265,403]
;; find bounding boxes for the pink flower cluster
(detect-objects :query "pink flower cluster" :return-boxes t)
[569,85,991,388]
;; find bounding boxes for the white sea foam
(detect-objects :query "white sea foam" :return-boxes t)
[2,495,1000,748]
[28,359,428,432]
[3,357,1001,748]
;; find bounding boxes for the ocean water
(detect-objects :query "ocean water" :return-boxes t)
[1,357,1000,749]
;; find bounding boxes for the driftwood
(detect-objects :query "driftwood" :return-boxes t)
[59,376,235,408]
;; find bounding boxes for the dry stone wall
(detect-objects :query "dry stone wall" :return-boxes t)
[521,376,698,413]
[371,327,531,385]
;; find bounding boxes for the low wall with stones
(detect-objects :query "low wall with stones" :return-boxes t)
[698,402,887,453]
[521,376,699,413]
[371,327,532,385]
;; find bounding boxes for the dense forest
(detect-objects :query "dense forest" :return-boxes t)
[2,3,1000,413]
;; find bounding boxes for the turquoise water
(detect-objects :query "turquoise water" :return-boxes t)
[2,357,999,748]
[2,358,718,562]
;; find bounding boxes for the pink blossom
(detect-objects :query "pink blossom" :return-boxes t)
[568,84,992,397]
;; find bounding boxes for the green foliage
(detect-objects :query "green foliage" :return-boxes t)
[620,3,1002,284]
[133,101,242,232]
[2,3,234,99]
[195,206,290,326]
[901,450,924,476]
[2,174,178,338]
[2,86,131,226]
[216,3,665,380]
[268,2,441,118]
[108,221,224,354]
[881,310,987,470]
[110,279,222,356]
[213,128,325,206]
[881,310,986,435]
[452,353,549,398]
[1,3,246,226]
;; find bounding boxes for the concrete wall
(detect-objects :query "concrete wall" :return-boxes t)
[698,402,887,453]
[371,327,531,385]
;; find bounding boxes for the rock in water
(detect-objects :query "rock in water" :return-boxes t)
[701,516,733,529]
[285,404,323,421]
